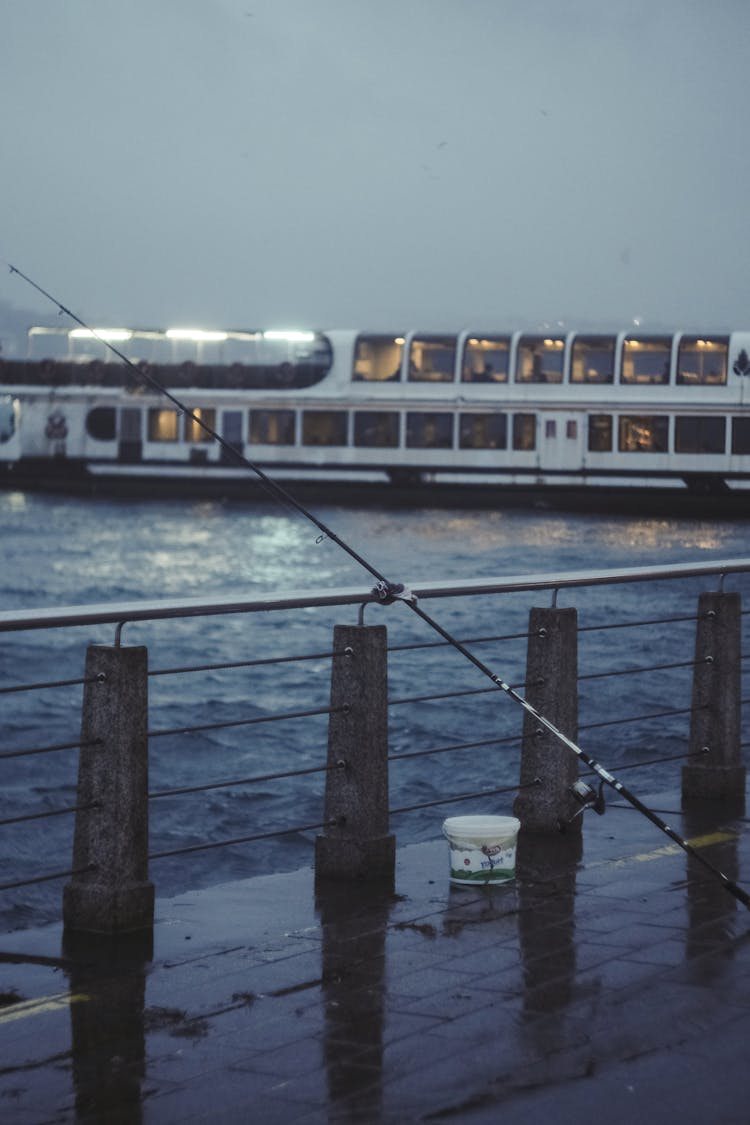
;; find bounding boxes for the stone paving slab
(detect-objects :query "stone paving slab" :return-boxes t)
[1,797,750,1123]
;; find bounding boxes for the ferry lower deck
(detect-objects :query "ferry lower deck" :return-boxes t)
[2,793,749,1124]
[3,455,750,519]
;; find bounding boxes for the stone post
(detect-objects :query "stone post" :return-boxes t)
[63,645,154,933]
[315,625,395,882]
[513,607,581,834]
[682,591,745,803]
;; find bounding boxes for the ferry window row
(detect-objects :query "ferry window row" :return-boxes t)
[87,407,750,456]
[352,335,730,386]
[589,414,750,454]
[131,408,538,451]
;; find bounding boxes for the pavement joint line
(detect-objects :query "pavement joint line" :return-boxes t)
[587,829,740,871]
[0,990,88,1026]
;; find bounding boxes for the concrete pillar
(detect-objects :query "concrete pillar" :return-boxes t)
[682,591,745,803]
[63,645,154,933]
[513,607,581,834]
[315,625,395,882]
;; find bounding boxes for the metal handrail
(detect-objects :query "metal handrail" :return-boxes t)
[0,557,748,633]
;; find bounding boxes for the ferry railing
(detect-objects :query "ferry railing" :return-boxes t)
[0,558,748,933]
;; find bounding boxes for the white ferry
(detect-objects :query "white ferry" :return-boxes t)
[1,324,749,504]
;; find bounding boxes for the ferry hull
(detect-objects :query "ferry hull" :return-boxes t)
[3,456,749,516]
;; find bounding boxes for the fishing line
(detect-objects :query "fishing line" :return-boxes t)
[3,263,387,587]
[7,261,750,911]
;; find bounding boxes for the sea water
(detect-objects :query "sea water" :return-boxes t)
[1,489,749,930]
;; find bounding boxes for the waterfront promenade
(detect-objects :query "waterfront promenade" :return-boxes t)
[1,792,749,1123]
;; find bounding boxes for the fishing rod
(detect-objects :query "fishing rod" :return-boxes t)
[7,261,750,911]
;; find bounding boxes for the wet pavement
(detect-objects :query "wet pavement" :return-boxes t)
[1,794,750,1123]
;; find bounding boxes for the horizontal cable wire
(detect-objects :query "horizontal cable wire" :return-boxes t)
[390,778,539,816]
[578,703,705,732]
[577,657,706,682]
[149,760,343,800]
[607,805,683,814]
[388,682,523,707]
[0,737,101,761]
[0,864,93,892]
[386,614,699,657]
[387,629,531,654]
[389,732,521,762]
[581,747,709,778]
[149,818,338,861]
[0,802,97,828]
[149,647,341,678]
[148,703,345,740]
[577,613,698,634]
[0,674,99,695]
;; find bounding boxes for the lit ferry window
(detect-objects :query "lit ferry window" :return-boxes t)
[571,337,615,383]
[461,337,510,383]
[621,337,672,384]
[148,408,179,441]
[249,409,295,445]
[86,407,116,441]
[302,411,348,446]
[731,417,750,454]
[618,415,669,452]
[676,337,728,385]
[674,416,726,454]
[406,412,453,448]
[459,413,507,449]
[353,411,399,447]
[588,414,612,452]
[184,408,215,443]
[515,336,564,383]
[408,336,456,382]
[512,413,536,450]
[352,335,404,382]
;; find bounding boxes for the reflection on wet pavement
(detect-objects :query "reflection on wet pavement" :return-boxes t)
[1,797,750,1123]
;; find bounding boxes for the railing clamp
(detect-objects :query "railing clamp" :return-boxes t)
[372,579,417,606]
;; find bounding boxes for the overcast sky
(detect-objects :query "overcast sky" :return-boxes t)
[2,0,748,338]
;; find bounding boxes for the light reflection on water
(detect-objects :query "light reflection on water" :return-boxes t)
[1,493,745,605]
[1,492,749,931]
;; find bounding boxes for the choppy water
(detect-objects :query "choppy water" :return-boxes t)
[1,488,749,932]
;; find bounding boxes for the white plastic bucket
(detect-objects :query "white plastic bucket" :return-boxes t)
[442,815,521,887]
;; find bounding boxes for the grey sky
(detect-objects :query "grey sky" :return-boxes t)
[2,0,748,336]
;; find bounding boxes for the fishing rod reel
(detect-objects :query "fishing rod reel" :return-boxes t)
[562,778,607,828]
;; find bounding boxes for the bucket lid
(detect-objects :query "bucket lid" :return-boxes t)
[442,815,520,835]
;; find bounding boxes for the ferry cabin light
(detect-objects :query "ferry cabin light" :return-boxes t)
[262,330,316,343]
[165,329,229,343]
[68,328,134,342]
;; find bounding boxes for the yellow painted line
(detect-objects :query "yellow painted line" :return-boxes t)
[595,830,739,870]
[0,991,88,1026]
